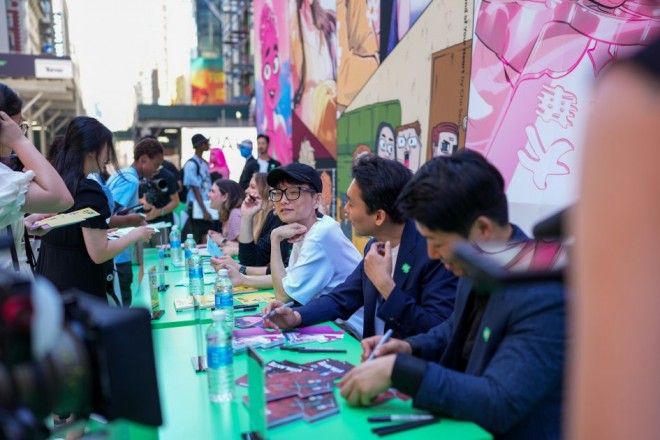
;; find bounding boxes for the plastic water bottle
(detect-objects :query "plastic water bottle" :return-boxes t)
[214,269,234,325]
[188,248,204,296]
[184,233,197,275]
[169,225,183,266]
[207,309,234,402]
[157,246,166,288]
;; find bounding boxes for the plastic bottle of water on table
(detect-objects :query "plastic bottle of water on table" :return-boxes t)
[188,248,204,296]
[184,233,197,276]
[214,269,234,325]
[157,246,166,288]
[207,309,234,402]
[169,225,183,266]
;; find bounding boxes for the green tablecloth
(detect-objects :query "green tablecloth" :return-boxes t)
[125,249,493,439]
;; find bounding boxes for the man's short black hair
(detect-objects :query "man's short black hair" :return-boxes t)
[351,154,412,224]
[134,138,164,161]
[257,133,270,144]
[397,150,509,237]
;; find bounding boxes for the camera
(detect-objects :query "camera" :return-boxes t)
[139,178,168,205]
[0,236,161,439]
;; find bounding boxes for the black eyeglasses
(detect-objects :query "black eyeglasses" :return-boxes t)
[269,187,316,202]
[19,122,29,136]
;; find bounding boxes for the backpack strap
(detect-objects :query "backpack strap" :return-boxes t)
[6,225,20,272]
[23,227,36,272]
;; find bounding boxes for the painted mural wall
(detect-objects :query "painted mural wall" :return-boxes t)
[466,0,660,231]
[337,0,473,243]
[254,0,293,165]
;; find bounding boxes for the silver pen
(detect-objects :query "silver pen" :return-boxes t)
[366,328,393,362]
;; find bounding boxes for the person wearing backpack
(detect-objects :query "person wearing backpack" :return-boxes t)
[182,134,213,244]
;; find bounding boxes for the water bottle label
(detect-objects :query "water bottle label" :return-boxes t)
[171,240,181,248]
[221,294,233,308]
[207,345,232,368]
[185,249,192,258]
[159,249,165,258]
[189,267,203,278]
[215,294,222,309]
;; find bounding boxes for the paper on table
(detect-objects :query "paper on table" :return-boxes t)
[108,226,159,240]
[234,291,275,305]
[31,208,100,230]
[173,295,215,311]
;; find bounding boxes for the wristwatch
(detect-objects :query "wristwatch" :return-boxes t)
[239,265,247,275]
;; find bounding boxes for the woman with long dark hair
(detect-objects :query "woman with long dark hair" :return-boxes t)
[36,116,154,299]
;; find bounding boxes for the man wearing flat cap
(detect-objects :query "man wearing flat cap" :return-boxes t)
[183,133,213,243]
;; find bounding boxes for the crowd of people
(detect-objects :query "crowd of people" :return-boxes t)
[0,37,657,439]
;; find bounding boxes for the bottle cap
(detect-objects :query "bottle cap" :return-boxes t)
[172,225,178,231]
[213,309,226,321]
[187,234,193,239]
[219,268,229,277]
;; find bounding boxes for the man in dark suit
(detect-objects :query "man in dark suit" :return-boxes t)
[238,134,282,190]
[339,151,565,440]
[263,154,457,339]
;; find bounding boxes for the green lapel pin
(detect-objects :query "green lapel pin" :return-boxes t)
[482,327,491,343]
[401,263,411,274]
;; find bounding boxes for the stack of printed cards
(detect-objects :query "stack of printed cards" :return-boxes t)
[232,327,285,353]
[283,325,345,346]
[241,358,354,428]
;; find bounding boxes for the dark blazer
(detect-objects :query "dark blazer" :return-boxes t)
[296,220,458,338]
[239,156,281,189]
[401,226,565,440]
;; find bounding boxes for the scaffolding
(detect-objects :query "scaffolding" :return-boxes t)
[201,0,253,104]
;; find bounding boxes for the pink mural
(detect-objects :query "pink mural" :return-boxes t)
[290,0,338,158]
[466,0,660,205]
[254,0,293,164]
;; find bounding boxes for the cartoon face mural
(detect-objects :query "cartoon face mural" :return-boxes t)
[375,122,395,160]
[255,0,292,165]
[260,6,280,112]
[431,122,459,157]
[395,121,422,172]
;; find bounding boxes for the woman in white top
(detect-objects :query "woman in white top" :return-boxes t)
[0,83,74,275]
[213,163,361,305]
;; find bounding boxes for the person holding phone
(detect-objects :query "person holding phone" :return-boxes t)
[0,83,74,275]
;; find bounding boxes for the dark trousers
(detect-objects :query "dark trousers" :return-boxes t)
[116,262,133,307]
[184,218,213,244]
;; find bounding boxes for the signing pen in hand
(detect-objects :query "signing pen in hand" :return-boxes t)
[366,329,393,362]
[263,301,295,320]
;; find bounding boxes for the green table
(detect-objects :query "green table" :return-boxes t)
[130,249,492,439]
[132,262,271,330]
[152,325,491,440]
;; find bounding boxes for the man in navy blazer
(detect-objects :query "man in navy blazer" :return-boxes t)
[339,151,565,440]
[263,154,457,339]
